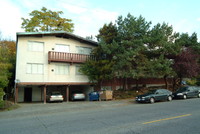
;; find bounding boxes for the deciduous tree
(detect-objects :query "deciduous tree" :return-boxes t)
[0,32,16,100]
[173,48,200,84]
[21,7,74,32]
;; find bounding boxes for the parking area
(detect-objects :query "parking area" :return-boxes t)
[17,85,94,103]
[0,99,134,118]
[0,100,137,120]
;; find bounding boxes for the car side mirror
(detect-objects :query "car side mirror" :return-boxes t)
[155,92,159,94]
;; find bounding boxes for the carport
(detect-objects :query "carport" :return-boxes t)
[15,82,94,103]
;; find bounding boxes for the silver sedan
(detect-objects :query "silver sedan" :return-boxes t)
[47,92,64,102]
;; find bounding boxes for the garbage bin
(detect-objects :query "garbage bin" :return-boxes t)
[89,92,100,101]
[100,90,113,101]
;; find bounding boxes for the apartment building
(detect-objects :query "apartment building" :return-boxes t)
[15,31,98,103]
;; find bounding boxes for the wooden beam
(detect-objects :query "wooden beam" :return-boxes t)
[15,84,18,103]
[41,88,43,101]
[44,85,47,104]
[66,85,69,102]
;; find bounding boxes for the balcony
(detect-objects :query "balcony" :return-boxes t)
[48,51,95,64]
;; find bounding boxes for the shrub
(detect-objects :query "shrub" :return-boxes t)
[186,79,197,86]
[113,90,137,99]
[0,88,5,102]
[0,101,19,111]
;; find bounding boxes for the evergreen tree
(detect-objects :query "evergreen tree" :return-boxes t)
[113,14,151,90]
[146,23,179,88]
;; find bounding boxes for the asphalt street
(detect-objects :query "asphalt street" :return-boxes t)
[0,98,199,134]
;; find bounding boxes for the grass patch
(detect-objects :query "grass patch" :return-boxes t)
[0,101,20,111]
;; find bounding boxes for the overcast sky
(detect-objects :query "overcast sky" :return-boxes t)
[0,0,200,41]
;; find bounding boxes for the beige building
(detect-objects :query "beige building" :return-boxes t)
[15,31,98,103]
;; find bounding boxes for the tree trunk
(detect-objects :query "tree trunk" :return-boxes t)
[179,75,183,86]
[164,75,168,89]
[98,80,103,90]
[136,79,139,90]
[123,78,127,90]
[172,77,176,91]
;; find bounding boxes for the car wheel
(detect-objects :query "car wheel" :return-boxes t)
[183,95,187,99]
[150,98,155,104]
[198,93,200,98]
[167,96,172,101]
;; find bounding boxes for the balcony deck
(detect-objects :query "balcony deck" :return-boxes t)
[48,51,94,64]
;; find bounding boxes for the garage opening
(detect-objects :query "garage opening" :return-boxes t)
[69,85,93,101]
[24,87,32,102]
[42,85,94,102]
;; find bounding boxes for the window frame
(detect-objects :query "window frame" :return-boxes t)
[55,44,70,53]
[26,63,44,74]
[76,46,92,55]
[75,65,83,75]
[55,64,70,75]
[27,41,44,52]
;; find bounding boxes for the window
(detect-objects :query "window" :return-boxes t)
[76,46,92,55]
[55,44,69,52]
[156,90,164,94]
[55,64,69,75]
[27,63,43,74]
[28,41,44,52]
[76,65,83,75]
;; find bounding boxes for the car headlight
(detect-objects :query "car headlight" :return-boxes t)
[177,93,183,95]
[142,97,145,99]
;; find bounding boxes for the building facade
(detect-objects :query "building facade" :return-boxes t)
[15,31,98,103]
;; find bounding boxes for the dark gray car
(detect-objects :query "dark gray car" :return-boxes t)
[173,86,200,99]
[135,89,173,103]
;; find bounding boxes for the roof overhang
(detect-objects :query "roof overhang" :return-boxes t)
[17,82,93,86]
[17,31,98,46]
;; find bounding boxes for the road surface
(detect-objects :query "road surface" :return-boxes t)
[0,98,199,134]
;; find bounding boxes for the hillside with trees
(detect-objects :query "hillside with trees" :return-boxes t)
[0,32,16,103]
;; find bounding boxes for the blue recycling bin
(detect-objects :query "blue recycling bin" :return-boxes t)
[89,92,100,101]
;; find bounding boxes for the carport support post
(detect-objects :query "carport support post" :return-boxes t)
[44,85,46,104]
[66,85,69,102]
[15,84,18,103]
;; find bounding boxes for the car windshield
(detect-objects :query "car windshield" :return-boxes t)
[177,87,187,92]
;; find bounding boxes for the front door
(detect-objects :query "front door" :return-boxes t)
[187,87,195,97]
[24,88,32,102]
[155,90,167,101]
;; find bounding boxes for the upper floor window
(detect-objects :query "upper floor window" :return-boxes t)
[26,63,44,74]
[76,46,92,55]
[28,41,44,52]
[76,65,83,75]
[55,64,69,75]
[55,44,69,52]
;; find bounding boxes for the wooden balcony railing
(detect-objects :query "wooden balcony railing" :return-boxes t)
[48,51,95,64]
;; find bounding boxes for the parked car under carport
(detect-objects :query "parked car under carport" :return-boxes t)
[46,91,64,102]
[71,92,86,101]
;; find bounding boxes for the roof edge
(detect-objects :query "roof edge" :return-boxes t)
[17,31,98,46]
